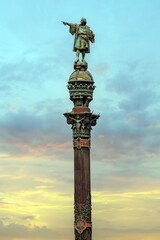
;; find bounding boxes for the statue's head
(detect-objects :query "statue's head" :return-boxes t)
[81,18,87,25]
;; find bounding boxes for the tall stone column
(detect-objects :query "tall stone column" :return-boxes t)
[64,62,99,240]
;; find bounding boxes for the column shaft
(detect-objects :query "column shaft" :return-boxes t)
[74,147,92,240]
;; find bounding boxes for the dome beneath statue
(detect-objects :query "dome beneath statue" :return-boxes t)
[69,70,94,83]
[67,61,95,110]
[67,69,95,109]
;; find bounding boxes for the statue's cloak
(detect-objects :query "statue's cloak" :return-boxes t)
[69,24,95,53]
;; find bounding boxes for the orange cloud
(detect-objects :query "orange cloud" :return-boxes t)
[29,141,72,154]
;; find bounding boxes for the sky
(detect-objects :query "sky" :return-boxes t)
[0,0,160,239]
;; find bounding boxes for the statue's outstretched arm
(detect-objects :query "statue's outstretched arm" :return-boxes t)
[62,21,71,27]
[89,30,95,43]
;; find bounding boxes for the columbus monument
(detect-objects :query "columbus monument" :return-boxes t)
[63,18,99,240]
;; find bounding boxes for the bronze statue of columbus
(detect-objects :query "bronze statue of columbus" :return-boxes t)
[62,18,95,62]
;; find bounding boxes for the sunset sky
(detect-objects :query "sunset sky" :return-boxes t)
[0,0,160,240]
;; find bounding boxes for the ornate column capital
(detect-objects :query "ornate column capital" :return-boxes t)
[64,112,99,148]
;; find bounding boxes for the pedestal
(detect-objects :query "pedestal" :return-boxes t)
[64,62,99,240]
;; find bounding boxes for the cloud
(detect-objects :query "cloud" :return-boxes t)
[92,61,160,162]
[0,107,72,159]
[119,88,156,112]
[90,63,109,74]
[93,227,160,240]
[0,200,9,208]
[0,53,72,117]
[92,189,160,240]
[0,220,55,240]
[106,61,159,96]
[21,215,36,220]
[0,55,61,85]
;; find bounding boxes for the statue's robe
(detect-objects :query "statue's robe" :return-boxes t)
[69,24,95,53]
